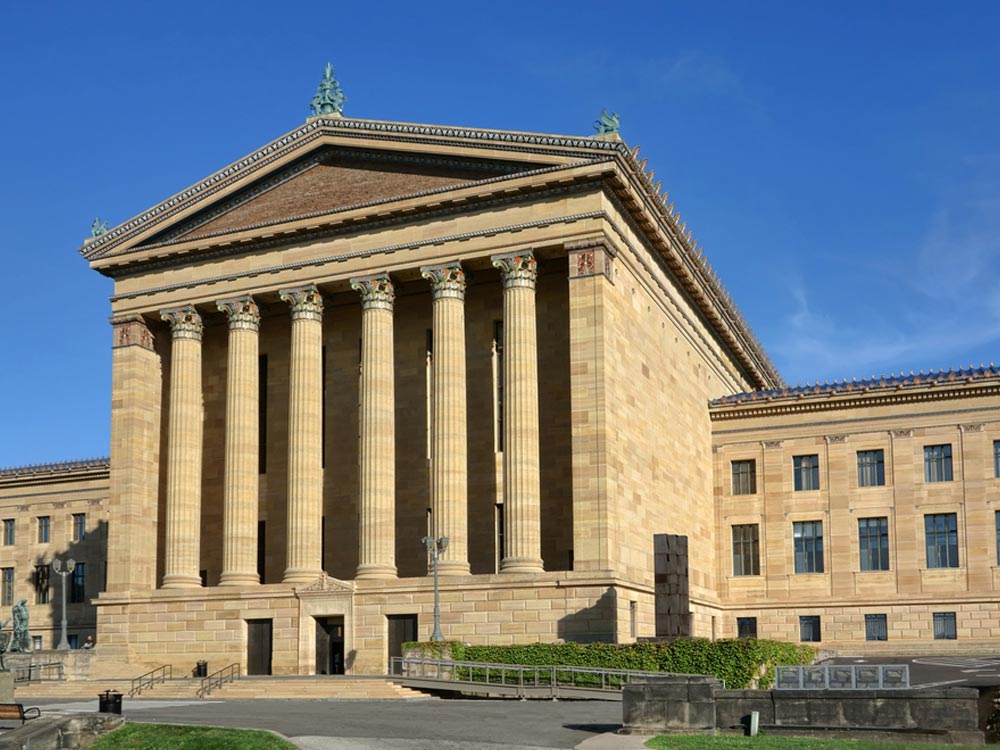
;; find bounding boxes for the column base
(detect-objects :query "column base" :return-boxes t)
[436,560,472,576]
[161,575,203,589]
[283,568,324,584]
[500,557,544,574]
[219,572,260,587]
[355,563,397,580]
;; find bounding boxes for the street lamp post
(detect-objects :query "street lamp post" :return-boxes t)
[421,536,449,642]
[51,558,76,650]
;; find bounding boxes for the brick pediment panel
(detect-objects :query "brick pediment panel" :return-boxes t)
[157,151,522,245]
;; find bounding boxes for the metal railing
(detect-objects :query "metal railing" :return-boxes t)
[388,656,679,698]
[774,664,909,690]
[197,663,240,698]
[13,662,64,683]
[130,664,172,697]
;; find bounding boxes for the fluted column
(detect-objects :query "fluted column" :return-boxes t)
[491,251,544,573]
[279,285,324,584]
[420,262,470,575]
[351,273,397,579]
[217,295,261,586]
[160,306,204,588]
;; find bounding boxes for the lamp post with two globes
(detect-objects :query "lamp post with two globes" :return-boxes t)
[51,558,76,650]
[421,536,449,642]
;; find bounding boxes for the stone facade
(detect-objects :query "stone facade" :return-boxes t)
[3,113,994,674]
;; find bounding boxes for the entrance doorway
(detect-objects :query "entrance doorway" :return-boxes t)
[246,619,273,675]
[315,616,345,675]
[387,614,418,664]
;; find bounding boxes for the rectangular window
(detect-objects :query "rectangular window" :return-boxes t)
[996,511,1000,566]
[865,614,888,641]
[799,615,821,642]
[2,520,13,546]
[731,524,760,576]
[857,450,885,487]
[1,568,12,606]
[995,440,1000,479]
[924,444,953,482]
[731,460,757,495]
[933,612,957,640]
[495,503,505,574]
[70,563,86,604]
[32,636,41,651]
[72,513,86,542]
[629,601,637,639]
[34,565,50,604]
[858,517,890,571]
[37,516,50,544]
[259,354,268,475]
[68,634,79,649]
[493,321,504,452]
[793,520,824,573]
[737,617,758,639]
[925,513,959,568]
[793,455,820,491]
[257,520,266,584]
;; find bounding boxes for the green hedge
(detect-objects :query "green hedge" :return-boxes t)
[402,639,815,689]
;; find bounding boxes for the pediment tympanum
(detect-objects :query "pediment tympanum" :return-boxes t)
[295,574,356,596]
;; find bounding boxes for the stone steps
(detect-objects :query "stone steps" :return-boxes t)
[15,676,430,701]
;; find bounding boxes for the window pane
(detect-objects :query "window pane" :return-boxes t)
[924,444,953,483]
[865,614,888,641]
[737,617,758,638]
[859,517,890,571]
[857,450,885,487]
[800,615,821,642]
[732,460,756,495]
[933,612,957,640]
[794,521,824,573]
[925,513,959,568]
[732,525,760,576]
[995,441,1000,479]
[794,455,820,491]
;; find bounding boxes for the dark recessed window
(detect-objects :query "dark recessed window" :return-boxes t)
[732,460,756,495]
[737,617,758,639]
[793,521,824,573]
[857,450,885,487]
[858,517,890,571]
[924,513,959,568]
[800,615,821,642]
[933,612,957,640]
[924,444,953,483]
[731,524,760,576]
[865,614,888,641]
[793,455,820,491]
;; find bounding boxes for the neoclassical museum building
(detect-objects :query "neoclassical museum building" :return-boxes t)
[5,72,1000,674]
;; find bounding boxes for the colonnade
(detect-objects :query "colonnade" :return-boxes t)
[157,251,545,588]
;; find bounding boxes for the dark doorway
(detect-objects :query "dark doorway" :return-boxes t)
[387,614,418,665]
[654,533,691,638]
[246,619,273,675]
[315,616,345,675]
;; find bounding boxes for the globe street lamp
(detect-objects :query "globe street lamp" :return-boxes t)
[51,558,76,650]
[421,536,449,642]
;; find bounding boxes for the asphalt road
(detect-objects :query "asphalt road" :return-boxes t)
[30,697,624,749]
[824,654,1000,688]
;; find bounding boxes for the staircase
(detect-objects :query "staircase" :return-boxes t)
[15,675,429,701]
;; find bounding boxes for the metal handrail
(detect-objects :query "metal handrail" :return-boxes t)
[197,663,240,697]
[13,661,64,683]
[129,664,172,697]
[388,656,681,697]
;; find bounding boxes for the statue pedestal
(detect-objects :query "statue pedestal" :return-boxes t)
[0,671,13,702]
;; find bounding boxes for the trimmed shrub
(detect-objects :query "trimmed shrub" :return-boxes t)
[401,638,815,689]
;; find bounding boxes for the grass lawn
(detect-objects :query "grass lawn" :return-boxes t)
[645,735,986,750]
[91,723,295,750]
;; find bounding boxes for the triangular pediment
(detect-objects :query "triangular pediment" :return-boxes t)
[295,574,355,595]
[81,117,623,265]
[148,147,527,246]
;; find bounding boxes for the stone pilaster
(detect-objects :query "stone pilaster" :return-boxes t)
[491,251,544,573]
[216,295,261,586]
[279,285,324,584]
[159,306,204,589]
[420,262,470,575]
[106,315,161,592]
[351,273,397,580]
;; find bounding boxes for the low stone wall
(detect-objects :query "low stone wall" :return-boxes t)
[0,713,123,750]
[623,676,984,744]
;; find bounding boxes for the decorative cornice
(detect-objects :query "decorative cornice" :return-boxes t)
[890,429,913,439]
[960,423,985,433]
[350,274,394,311]
[216,295,260,332]
[825,435,849,444]
[420,262,466,301]
[762,440,783,449]
[492,251,538,290]
[160,306,203,341]
[0,457,110,480]
[279,285,323,321]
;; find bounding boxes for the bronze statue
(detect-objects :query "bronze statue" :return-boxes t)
[10,600,29,653]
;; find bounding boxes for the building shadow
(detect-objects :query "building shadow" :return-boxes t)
[557,586,617,642]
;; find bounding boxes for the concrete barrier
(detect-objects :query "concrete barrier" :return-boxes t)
[0,713,124,750]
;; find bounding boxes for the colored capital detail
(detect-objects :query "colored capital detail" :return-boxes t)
[310,63,346,116]
[279,286,324,321]
[160,306,204,341]
[217,295,261,331]
[421,263,466,300]
[351,274,395,310]
[492,252,538,289]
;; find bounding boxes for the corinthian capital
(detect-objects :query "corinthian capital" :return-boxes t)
[160,306,204,341]
[216,295,261,332]
[279,285,324,321]
[420,262,466,301]
[350,273,395,311]
[491,251,537,290]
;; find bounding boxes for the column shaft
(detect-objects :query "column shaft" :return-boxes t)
[421,263,470,575]
[160,306,204,588]
[218,296,260,586]
[280,286,324,584]
[352,274,397,579]
[492,252,544,573]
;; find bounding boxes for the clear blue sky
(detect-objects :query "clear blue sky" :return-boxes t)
[1,2,998,466]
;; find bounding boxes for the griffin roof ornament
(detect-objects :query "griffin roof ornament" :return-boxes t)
[309,63,346,117]
[90,217,108,238]
[593,109,620,135]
